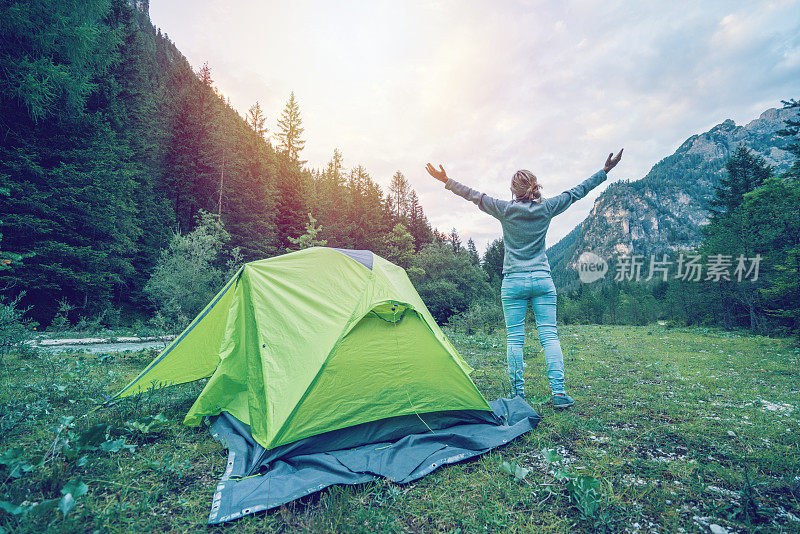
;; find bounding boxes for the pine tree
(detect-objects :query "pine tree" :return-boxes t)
[467,238,480,265]
[701,146,775,331]
[286,213,327,251]
[482,238,505,287]
[0,187,28,273]
[273,93,309,249]
[107,0,174,302]
[246,101,268,139]
[737,176,800,332]
[312,148,348,246]
[777,98,800,179]
[164,61,222,230]
[761,244,800,340]
[274,154,308,251]
[389,171,410,219]
[749,100,800,338]
[449,228,462,254]
[326,148,345,187]
[359,170,392,253]
[433,229,448,245]
[275,91,306,166]
[407,190,433,248]
[341,165,368,248]
[708,145,772,221]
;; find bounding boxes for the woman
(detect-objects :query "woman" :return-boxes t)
[425,149,623,409]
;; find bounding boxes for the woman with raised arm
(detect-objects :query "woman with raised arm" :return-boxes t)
[425,149,623,409]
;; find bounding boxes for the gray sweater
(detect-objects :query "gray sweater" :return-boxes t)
[444,169,608,274]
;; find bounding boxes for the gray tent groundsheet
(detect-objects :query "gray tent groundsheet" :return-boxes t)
[207,396,540,524]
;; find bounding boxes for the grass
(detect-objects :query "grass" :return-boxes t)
[1,324,799,533]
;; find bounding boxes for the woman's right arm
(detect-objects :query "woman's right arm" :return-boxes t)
[425,163,507,220]
[544,149,623,218]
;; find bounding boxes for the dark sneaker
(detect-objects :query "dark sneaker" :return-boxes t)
[552,393,575,409]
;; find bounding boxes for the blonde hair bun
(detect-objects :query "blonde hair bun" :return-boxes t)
[511,169,542,202]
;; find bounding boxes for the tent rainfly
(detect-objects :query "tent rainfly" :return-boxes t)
[114,247,492,450]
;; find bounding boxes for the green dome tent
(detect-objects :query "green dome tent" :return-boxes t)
[115,247,492,450]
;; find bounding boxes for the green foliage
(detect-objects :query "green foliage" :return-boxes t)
[707,145,772,221]
[124,413,168,435]
[699,142,799,334]
[0,448,38,479]
[0,183,30,273]
[0,292,37,355]
[498,460,530,482]
[540,448,620,531]
[447,300,504,335]
[409,242,493,323]
[558,280,656,326]
[0,476,88,522]
[47,299,75,334]
[0,390,174,530]
[286,213,327,251]
[761,244,800,340]
[144,210,241,327]
[385,223,416,269]
[0,403,160,529]
[735,175,800,338]
[406,190,434,248]
[0,0,146,324]
[342,165,393,252]
[58,479,88,516]
[481,238,504,289]
[0,0,113,123]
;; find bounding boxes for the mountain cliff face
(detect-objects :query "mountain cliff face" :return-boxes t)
[547,107,798,287]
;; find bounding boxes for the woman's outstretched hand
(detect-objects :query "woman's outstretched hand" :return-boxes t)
[603,149,624,173]
[425,163,449,183]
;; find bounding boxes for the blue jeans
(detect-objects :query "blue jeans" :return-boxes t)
[500,272,566,397]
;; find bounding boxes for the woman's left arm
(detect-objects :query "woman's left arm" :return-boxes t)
[425,163,507,220]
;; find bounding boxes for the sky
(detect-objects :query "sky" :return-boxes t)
[148,0,800,253]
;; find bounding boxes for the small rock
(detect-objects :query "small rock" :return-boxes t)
[710,525,728,534]
[727,430,736,438]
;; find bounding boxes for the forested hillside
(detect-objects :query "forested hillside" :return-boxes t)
[0,0,448,324]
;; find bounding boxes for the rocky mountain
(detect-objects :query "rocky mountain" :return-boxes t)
[547,106,798,288]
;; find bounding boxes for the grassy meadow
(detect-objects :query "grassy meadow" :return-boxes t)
[1,324,798,533]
